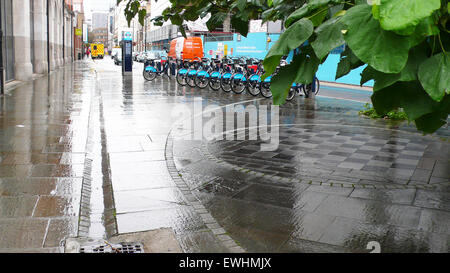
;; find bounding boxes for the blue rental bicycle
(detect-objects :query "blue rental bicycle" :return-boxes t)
[286,77,320,101]
[245,59,264,96]
[220,57,239,93]
[194,58,213,89]
[176,59,197,86]
[208,58,223,91]
[260,58,288,98]
[143,55,176,81]
[230,57,253,94]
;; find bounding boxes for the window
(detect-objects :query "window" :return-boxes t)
[204,33,234,42]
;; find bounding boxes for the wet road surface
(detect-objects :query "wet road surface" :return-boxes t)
[0,58,448,253]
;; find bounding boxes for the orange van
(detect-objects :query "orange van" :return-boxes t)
[168,37,204,60]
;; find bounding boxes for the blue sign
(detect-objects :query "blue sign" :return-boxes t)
[123,32,132,41]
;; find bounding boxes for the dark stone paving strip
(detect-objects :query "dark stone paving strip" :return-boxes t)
[98,82,119,238]
[77,66,96,238]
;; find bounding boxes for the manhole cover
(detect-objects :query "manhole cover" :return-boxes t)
[80,242,144,253]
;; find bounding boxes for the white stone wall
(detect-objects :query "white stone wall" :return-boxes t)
[12,0,33,81]
[12,0,75,78]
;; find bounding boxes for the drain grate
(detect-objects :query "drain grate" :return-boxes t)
[80,242,144,253]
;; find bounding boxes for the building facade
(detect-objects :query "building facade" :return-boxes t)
[1,0,75,83]
[92,12,108,29]
[91,28,108,46]
[107,7,115,53]
[73,0,84,60]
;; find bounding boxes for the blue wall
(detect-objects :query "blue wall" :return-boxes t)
[203,33,281,60]
[203,32,373,87]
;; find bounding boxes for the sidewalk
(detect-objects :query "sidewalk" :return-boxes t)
[0,66,86,252]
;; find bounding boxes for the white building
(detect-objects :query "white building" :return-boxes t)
[113,1,139,49]
[107,7,115,52]
[1,0,74,83]
[92,12,108,29]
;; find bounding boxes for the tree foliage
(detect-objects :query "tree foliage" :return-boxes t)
[120,0,450,134]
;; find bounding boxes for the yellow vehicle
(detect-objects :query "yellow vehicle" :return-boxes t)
[90,43,105,59]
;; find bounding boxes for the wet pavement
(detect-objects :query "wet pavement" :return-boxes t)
[0,58,448,253]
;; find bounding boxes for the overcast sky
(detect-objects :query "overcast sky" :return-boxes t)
[84,0,116,19]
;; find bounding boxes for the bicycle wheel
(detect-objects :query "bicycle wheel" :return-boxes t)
[220,73,232,93]
[246,76,261,96]
[143,70,157,81]
[187,74,197,88]
[231,75,246,94]
[313,78,320,95]
[260,82,272,98]
[195,73,209,89]
[209,77,221,91]
[302,78,320,97]
[286,88,296,101]
[176,72,187,86]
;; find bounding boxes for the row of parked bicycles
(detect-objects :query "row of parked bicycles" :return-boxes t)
[142,56,320,100]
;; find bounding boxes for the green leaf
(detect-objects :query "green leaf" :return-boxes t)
[231,15,249,37]
[170,14,182,25]
[371,81,439,121]
[415,17,440,37]
[309,7,328,26]
[360,66,377,86]
[270,47,320,105]
[361,43,428,90]
[408,17,441,47]
[285,0,340,27]
[261,8,276,23]
[418,53,450,102]
[285,4,310,27]
[138,9,146,26]
[263,18,314,79]
[342,4,413,73]
[206,12,228,31]
[311,17,345,60]
[336,47,364,80]
[271,61,300,105]
[292,46,321,84]
[378,0,441,31]
[415,111,448,133]
[416,94,450,133]
[236,0,247,11]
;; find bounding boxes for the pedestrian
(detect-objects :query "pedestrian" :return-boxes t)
[86,48,90,58]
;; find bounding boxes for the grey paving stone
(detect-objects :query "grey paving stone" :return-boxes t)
[315,195,422,228]
[234,184,294,209]
[318,217,389,250]
[350,188,416,205]
[411,169,432,182]
[432,162,450,179]
[418,209,450,234]
[337,162,365,170]
[367,160,393,167]
[413,190,450,211]
[349,153,374,160]
[293,191,329,212]
[290,210,336,242]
